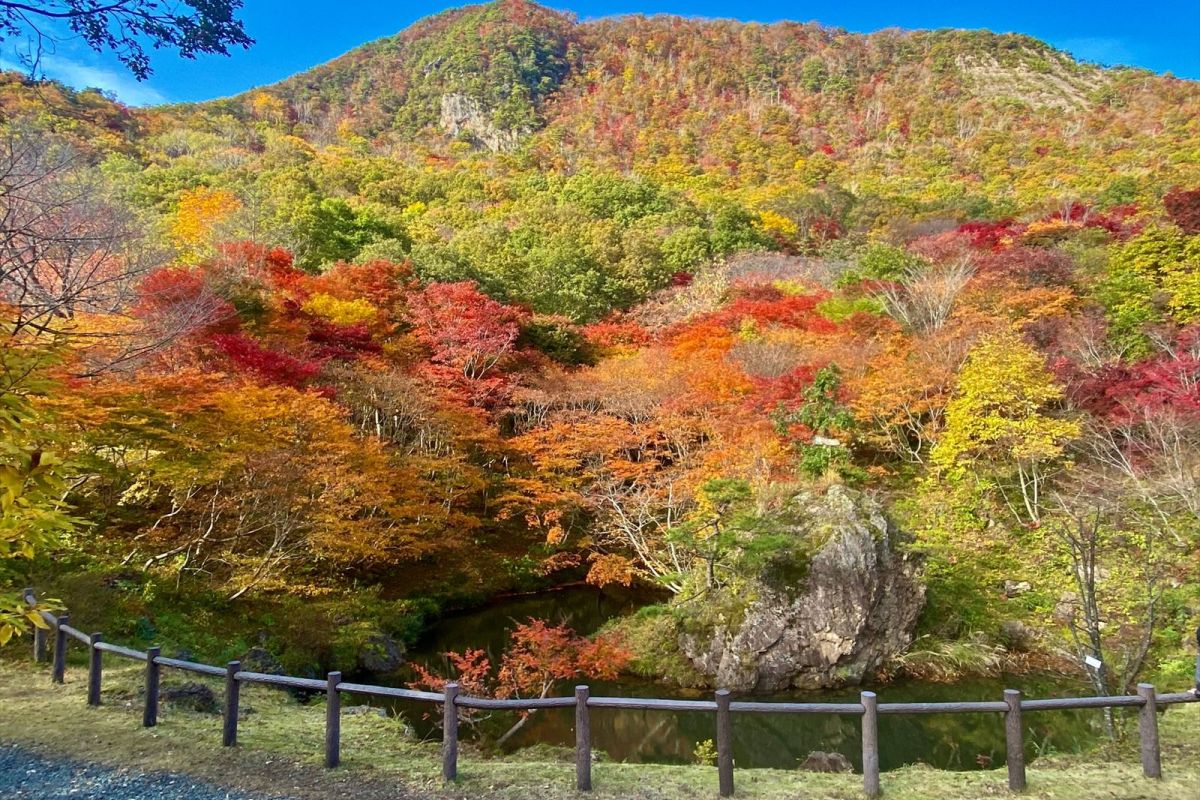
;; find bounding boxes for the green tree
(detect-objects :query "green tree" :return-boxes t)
[773,365,856,479]
[1097,226,1200,356]
[0,0,252,80]
[561,172,670,224]
[799,57,828,92]
[661,226,712,272]
[282,197,406,272]
[668,478,753,590]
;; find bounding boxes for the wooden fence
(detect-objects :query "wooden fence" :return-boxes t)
[20,590,1200,797]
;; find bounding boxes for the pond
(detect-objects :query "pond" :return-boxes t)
[376,584,1107,772]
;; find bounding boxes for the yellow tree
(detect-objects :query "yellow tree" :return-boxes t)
[170,187,241,263]
[931,330,1080,525]
[0,360,76,642]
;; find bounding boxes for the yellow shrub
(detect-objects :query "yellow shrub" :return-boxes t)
[301,293,378,326]
[755,209,799,238]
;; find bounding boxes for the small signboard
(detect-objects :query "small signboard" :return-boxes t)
[1084,655,1103,669]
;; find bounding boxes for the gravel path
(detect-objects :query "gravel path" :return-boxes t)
[0,743,294,799]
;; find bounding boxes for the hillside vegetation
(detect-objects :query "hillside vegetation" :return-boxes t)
[0,0,1198,717]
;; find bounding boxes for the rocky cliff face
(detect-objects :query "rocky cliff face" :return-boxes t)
[679,485,924,691]
[439,93,526,152]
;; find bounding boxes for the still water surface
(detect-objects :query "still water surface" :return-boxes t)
[382,585,1104,771]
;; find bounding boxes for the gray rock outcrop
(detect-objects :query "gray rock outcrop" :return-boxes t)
[679,485,924,691]
[439,93,525,152]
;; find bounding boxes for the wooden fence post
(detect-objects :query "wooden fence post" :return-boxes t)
[143,647,161,727]
[861,691,881,798]
[87,633,103,706]
[51,615,68,683]
[1194,627,1199,692]
[575,685,592,791]
[325,671,342,769]
[24,587,47,662]
[1136,683,1161,779]
[1004,689,1026,792]
[442,682,459,781]
[223,660,240,747]
[23,589,46,663]
[715,689,734,797]
[33,625,47,663]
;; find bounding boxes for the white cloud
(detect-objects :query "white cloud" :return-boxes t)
[1,53,168,106]
[44,55,168,106]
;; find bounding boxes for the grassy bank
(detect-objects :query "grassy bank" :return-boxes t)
[0,656,1197,800]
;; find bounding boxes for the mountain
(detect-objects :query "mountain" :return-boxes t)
[249,0,1161,141]
[4,1,1197,311]
[231,7,1183,135]
[12,0,1197,211]
[264,0,578,148]
[170,0,1197,222]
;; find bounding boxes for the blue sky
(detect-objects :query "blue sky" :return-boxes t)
[4,0,1197,106]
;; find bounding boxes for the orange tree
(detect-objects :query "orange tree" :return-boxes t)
[411,618,630,744]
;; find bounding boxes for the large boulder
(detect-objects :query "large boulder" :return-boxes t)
[358,632,405,673]
[679,485,924,691]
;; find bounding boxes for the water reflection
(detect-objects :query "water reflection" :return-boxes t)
[484,675,1104,771]
[378,585,1104,771]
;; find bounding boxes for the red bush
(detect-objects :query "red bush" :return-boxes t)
[1164,187,1200,234]
[954,220,1021,251]
[211,333,322,388]
[134,267,237,336]
[306,319,382,360]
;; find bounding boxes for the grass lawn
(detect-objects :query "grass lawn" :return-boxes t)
[0,655,1196,800]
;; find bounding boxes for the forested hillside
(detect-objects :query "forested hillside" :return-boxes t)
[1,0,1198,700]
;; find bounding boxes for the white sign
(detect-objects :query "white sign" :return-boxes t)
[1084,655,1103,669]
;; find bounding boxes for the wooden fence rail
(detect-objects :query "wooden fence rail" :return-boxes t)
[20,589,1200,798]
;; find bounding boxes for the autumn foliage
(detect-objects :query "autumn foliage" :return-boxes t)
[4,4,1200,694]
[410,619,631,702]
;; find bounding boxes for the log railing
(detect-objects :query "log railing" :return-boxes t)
[19,589,1200,797]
